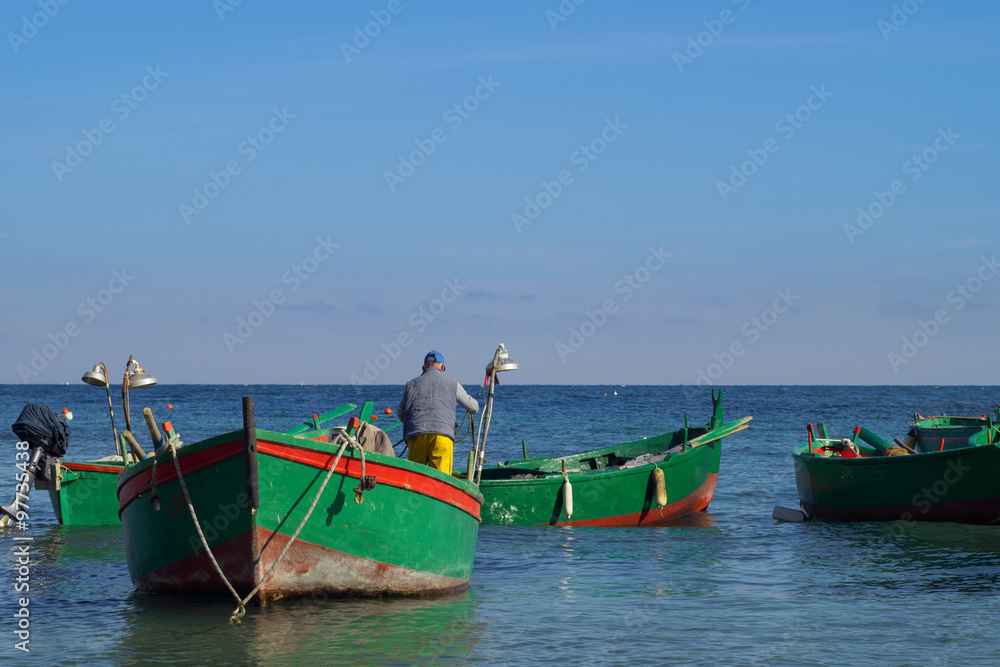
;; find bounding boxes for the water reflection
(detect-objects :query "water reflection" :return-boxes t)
[109,590,483,666]
[788,521,1000,596]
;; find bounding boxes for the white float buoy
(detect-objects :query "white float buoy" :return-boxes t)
[652,468,667,508]
[561,460,573,519]
[772,505,809,522]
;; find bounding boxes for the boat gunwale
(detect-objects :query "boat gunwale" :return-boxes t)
[477,417,747,487]
[117,427,484,514]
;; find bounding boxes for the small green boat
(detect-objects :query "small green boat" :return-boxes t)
[471,391,752,526]
[118,397,482,601]
[910,410,998,452]
[36,457,125,526]
[793,421,1000,524]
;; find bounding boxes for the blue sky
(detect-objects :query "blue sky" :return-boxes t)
[1,1,997,385]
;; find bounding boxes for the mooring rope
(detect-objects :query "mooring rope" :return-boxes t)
[167,429,363,624]
[166,435,244,607]
[227,432,358,623]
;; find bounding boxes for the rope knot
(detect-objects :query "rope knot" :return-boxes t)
[354,475,376,504]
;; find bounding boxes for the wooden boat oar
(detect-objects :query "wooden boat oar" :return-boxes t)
[894,437,919,455]
[286,403,357,435]
[686,416,753,448]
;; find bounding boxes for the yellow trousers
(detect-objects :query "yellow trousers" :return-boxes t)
[407,433,454,475]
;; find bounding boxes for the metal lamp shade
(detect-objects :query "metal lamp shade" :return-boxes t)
[82,365,108,387]
[486,344,519,373]
[127,371,157,389]
[490,356,519,373]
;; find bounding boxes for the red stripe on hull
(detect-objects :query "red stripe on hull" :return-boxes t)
[134,526,466,600]
[118,439,245,511]
[257,440,481,521]
[545,473,718,527]
[62,462,123,474]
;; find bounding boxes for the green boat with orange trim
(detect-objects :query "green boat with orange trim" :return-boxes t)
[793,420,1000,524]
[117,397,482,601]
[472,391,752,526]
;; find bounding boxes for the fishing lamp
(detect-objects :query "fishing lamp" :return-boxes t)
[474,342,518,485]
[126,363,157,389]
[82,362,122,460]
[485,343,519,374]
[121,356,157,434]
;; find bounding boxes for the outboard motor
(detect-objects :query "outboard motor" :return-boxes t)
[1,403,70,524]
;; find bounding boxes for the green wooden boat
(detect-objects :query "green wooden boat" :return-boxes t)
[910,411,997,452]
[35,457,125,526]
[793,422,1000,523]
[469,391,752,526]
[117,398,481,601]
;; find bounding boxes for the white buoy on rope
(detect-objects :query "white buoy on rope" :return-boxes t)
[561,460,573,519]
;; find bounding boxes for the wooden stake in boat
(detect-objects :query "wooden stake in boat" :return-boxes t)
[243,396,259,512]
[122,431,147,460]
[143,407,163,450]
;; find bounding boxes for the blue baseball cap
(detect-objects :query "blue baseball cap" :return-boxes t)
[424,350,444,364]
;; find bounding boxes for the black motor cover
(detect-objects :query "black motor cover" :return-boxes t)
[11,403,70,458]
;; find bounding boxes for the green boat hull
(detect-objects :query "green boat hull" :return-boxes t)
[118,428,482,601]
[36,459,124,526]
[472,413,752,527]
[794,429,1000,524]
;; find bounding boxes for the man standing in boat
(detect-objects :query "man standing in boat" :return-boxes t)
[397,350,479,475]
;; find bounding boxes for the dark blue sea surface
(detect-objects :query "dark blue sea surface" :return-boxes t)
[2,384,1000,666]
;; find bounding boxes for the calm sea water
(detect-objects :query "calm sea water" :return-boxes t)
[2,384,1000,666]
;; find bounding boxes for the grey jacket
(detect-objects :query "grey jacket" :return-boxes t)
[397,367,479,442]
